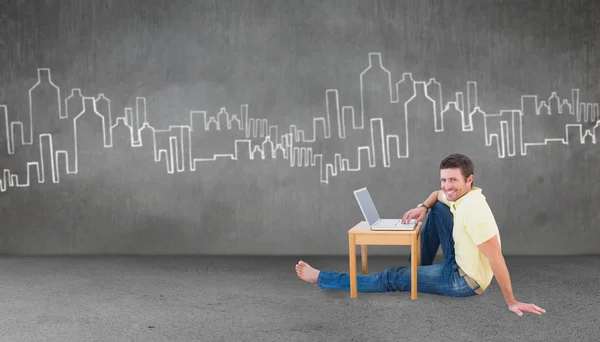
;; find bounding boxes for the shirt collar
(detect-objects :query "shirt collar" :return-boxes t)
[450,187,481,213]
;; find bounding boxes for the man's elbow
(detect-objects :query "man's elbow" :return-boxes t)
[485,250,504,263]
[478,235,503,260]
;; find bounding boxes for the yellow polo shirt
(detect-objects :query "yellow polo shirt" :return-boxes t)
[439,187,501,292]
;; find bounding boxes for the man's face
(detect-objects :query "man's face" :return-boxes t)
[440,168,473,202]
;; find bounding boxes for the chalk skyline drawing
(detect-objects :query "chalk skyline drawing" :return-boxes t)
[0,52,599,191]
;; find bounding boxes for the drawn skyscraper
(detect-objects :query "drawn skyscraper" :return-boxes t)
[395,73,415,158]
[96,94,113,147]
[405,81,435,157]
[467,81,478,129]
[29,68,61,145]
[520,95,541,152]
[426,79,443,132]
[74,97,108,174]
[61,88,83,172]
[359,53,393,166]
[0,105,10,154]
[441,102,463,133]
[326,89,341,139]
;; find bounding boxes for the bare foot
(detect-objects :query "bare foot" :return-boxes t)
[295,260,320,284]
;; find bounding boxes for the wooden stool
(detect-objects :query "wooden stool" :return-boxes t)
[348,221,422,300]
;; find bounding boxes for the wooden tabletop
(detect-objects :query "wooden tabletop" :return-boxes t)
[348,221,422,235]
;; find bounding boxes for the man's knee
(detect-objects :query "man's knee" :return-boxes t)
[429,202,454,226]
[382,266,403,292]
[431,201,451,214]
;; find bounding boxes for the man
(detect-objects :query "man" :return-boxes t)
[296,153,545,316]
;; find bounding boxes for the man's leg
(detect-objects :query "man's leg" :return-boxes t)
[297,260,391,292]
[306,260,474,297]
[317,269,390,292]
[408,201,456,265]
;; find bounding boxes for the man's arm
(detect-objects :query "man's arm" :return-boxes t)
[478,235,546,316]
[401,191,439,224]
[423,190,440,209]
[477,235,516,304]
[437,190,453,207]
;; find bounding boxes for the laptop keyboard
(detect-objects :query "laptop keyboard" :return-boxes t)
[373,219,400,226]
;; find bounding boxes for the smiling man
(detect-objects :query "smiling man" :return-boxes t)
[296,153,545,317]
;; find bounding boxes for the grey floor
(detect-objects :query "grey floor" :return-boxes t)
[0,255,598,342]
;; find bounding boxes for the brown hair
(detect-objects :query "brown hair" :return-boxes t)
[440,153,474,186]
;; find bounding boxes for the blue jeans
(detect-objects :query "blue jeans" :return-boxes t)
[317,202,479,297]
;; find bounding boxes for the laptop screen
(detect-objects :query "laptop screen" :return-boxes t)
[354,188,380,225]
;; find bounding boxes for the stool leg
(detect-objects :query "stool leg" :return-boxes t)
[417,230,422,266]
[349,234,357,298]
[361,245,368,274]
[411,232,418,300]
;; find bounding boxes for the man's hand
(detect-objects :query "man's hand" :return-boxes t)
[507,300,546,316]
[401,207,427,224]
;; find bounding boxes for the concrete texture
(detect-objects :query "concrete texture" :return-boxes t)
[2,0,600,256]
[0,255,598,341]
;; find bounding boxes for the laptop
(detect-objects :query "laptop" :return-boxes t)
[353,188,417,230]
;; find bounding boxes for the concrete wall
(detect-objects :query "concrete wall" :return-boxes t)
[0,0,598,255]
